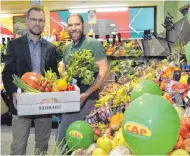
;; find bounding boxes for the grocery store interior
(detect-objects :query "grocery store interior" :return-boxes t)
[1,0,190,155]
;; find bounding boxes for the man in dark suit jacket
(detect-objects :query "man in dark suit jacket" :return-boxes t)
[2,7,58,155]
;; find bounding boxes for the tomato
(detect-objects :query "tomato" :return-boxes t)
[180,126,188,139]
[46,84,51,88]
[41,83,46,88]
[70,86,75,91]
[66,85,75,91]
[44,86,52,92]
[48,87,52,92]
[39,86,45,92]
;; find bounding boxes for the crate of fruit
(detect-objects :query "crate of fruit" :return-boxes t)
[17,86,80,116]
[12,71,80,116]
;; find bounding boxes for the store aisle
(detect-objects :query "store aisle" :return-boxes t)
[1,125,56,155]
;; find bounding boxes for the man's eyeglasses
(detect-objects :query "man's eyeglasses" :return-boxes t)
[28,17,45,23]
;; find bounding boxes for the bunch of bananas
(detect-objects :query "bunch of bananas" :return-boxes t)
[95,85,130,108]
[128,77,139,91]
[95,93,114,108]
[112,85,130,107]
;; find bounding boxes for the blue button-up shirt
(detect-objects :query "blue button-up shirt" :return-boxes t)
[27,34,41,74]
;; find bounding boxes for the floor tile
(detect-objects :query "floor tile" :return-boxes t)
[1,133,13,142]
[26,143,35,155]
[1,141,10,147]
[27,135,35,143]
[1,142,11,151]
[1,150,10,155]
[1,125,58,155]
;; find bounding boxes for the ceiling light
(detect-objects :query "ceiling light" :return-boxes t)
[69,7,128,14]
[0,14,13,18]
[0,13,25,18]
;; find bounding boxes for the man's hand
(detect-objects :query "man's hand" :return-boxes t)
[12,92,17,109]
[80,93,89,105]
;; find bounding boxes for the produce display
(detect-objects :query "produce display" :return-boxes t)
[103,40,143,57]
[62,41,190,155]
[1,34,190,155]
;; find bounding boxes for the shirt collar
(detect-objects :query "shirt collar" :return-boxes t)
[27,33,42,44]
[72,34,85,48]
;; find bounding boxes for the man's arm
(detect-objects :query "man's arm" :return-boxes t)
[80,57,109,104]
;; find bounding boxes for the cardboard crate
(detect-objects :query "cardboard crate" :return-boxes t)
[17,86,80,116]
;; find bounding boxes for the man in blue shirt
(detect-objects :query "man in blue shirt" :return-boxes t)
[2,7,58,155]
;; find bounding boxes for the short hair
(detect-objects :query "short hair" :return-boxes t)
[27,7,44,17]
[67,13,84,24]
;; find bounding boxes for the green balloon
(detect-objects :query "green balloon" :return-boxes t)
[131,80,161,101]
[122,94,180,155]
[66,120,94,151]
[185,42,190,64]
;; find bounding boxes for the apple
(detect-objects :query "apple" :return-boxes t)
[114,131,128,146]
[93,127,101,137]
[111,139,118,148]
[118,136,128,146]
[171,149,189,155]
[92,148,107,155]
[97,136,113,154]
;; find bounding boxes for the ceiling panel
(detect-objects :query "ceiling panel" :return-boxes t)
[1,1,160,14]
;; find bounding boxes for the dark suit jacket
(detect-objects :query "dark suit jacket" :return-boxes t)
[2,35,59,115]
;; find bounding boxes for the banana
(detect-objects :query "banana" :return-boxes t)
[95,94,114,108]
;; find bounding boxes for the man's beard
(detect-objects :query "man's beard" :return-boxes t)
[69,30,83,42]
[29,28,42,36]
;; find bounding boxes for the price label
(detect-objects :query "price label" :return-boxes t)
[88,10,96,24]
